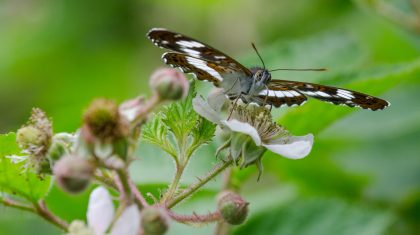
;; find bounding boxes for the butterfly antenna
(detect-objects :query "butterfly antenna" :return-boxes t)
[269,68,327,72]
[251,43,266,69]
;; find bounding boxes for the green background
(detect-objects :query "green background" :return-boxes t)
[0,0,420,234]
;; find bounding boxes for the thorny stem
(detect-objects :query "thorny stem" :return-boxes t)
[167,209,222,224]
[167,157,234,209]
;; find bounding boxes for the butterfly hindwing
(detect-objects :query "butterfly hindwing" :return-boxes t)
[147,28,252,76]
[255,85,307,107]
[269,80,390,110]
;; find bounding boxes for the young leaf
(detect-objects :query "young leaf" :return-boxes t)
[0,133,52,202]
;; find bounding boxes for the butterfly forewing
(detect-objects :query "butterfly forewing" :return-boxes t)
[269,80,390,110]
[147,28,252,76]
[163,52,239,86]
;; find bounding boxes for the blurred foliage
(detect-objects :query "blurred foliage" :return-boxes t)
[0,0,420,234]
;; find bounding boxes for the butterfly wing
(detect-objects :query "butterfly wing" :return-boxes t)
[147,28,252,76]
[254,85,307,108]
[267,80,390,110]
[163,52,249,88]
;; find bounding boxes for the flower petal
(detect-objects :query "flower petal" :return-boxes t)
[192,96,223,124]
[119,97,145,122]
[223,119,262,146]
[207,88,227,112]
[263,134,314,159]
[110,205,141,235]
[87,187,115,235]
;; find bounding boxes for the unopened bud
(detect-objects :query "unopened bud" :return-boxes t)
[53,154,95,194]
[141,207,169,235]
[16,126,48,150]
[83,99,128,141]
[150,68,189,101]
[217,191,249,225]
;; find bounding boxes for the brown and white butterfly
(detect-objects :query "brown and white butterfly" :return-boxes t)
[147,28,390,111]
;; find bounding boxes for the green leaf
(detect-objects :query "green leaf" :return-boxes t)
[189,117,216,153]
[141,82,216,161]
[142,114,177,158]
[0,133,52,202]
[234,197,395,235]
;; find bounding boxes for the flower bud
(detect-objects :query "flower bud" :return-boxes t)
[53,154,95,194]
[150,68,189,101]
[16,126,48,150]
[141,207,169,235]
[217,191,249,225]
[83,99,128,141]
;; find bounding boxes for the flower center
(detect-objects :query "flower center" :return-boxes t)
[230,105,289,142]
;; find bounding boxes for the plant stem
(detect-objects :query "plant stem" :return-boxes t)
[0,197,35,213]
[129,179,149,209]
[167,209,221,224]
[167,157,233,209]
[161,164,184,204]
[35,200,69,231]
[115,169,133,205]
[1,197,68,231]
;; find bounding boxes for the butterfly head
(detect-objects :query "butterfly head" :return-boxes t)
[251,67,272,85]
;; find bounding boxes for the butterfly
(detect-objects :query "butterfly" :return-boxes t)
[147,28,390,111]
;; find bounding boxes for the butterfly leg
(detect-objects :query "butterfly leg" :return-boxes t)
[227,94,241,120]
[224,76,240,93]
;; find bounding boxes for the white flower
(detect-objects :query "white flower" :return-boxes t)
[86,186,140,235]
[192,91,313,160]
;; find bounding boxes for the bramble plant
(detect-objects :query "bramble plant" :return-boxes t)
[0,67,314,235]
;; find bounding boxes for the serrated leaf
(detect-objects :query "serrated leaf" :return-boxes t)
[190,117,216,150]
[142,115,177,158]
[161,83,198,141]
[0,133,52,202]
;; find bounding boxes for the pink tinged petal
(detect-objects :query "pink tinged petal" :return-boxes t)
[119,97,145,122]
[87,187,115,235]
[223,120,262,146]
[263,134,314,159]
[208,88,227,112]
[110,205,141,235]
[192,96,223,124]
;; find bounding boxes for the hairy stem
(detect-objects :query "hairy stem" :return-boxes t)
[167,209,221,224]
[167,157,233,209]
[161,164,184,204]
